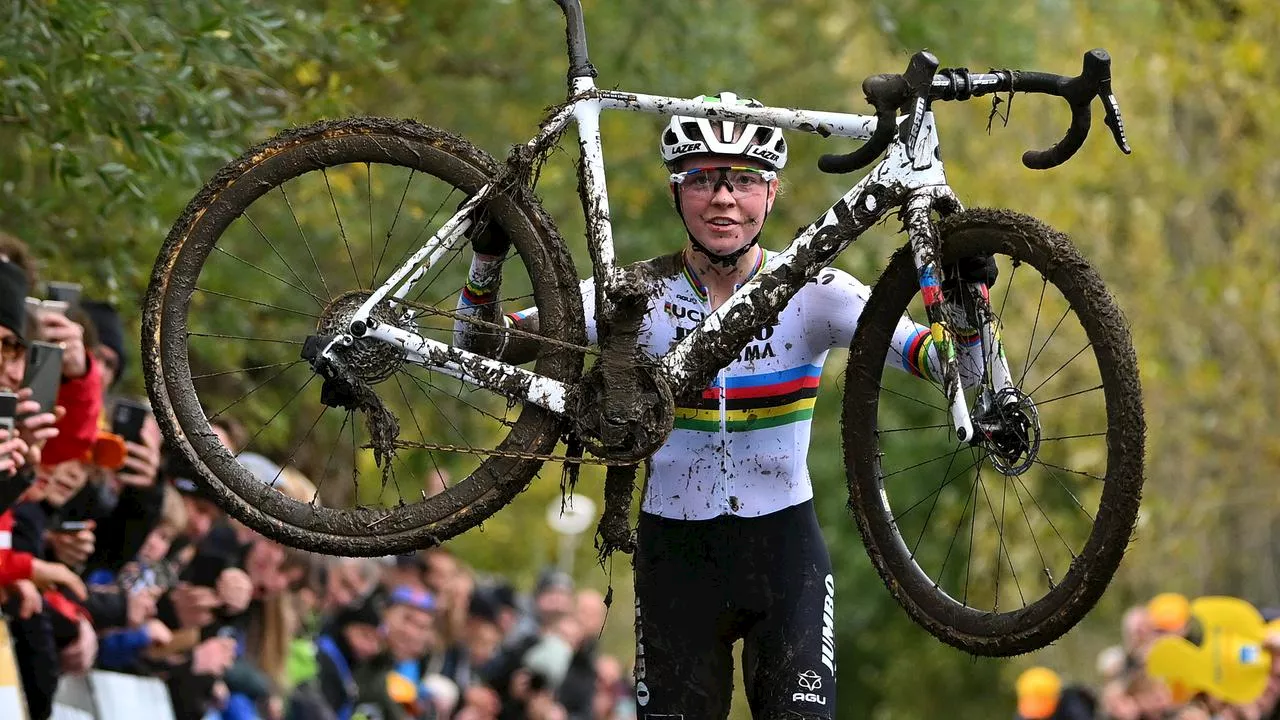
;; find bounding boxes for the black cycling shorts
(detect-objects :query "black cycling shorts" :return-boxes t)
[633,499,836,719]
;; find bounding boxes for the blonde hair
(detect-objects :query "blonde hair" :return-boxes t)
[276,466,318,504]
[247,592,298,692]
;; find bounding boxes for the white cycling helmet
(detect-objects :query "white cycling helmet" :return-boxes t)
[660,92,788,170]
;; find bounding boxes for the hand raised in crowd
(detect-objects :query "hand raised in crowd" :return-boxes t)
[48,522,96,567]
[127,585,162,627]
[117,414,162,488]
[0,427,28,475]
[266,695,285,720]
[191,636,237,676]
[171,582,221,629]
[14,388,62,467]
[143,618,173,648]
[37,311,88,379]
[216,567,254,614]
[5,579,43,619]
[59,617,98,675]
[29,557,88,600]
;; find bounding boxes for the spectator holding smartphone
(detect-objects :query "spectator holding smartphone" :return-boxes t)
[0,257,59,475]
[0,233,101,470]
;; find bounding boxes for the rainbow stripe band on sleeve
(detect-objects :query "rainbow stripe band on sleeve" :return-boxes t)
[902,327,938,383]
[674,363,822,433]
[460,278,497,306]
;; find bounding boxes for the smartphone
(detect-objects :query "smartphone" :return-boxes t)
[54,520,94,533]
[21,341,64,416]
[38,299,68,316]
[0,391,17,432]
[24,296,42,325]
[23,297,69,331]
[45,282,82,308]
[111,397,152,445]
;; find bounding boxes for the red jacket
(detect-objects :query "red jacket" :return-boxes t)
[0,508,34,587]
[41,353,103,467]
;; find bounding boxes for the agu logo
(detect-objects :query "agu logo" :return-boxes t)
[793,669,825,705]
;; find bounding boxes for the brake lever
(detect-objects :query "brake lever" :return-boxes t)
[1098,84,1131,155]
[902,51,940,164]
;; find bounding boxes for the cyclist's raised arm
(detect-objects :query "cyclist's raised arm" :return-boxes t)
[888,318,983,387]
[453,235,598,364]
[799,265,981,385]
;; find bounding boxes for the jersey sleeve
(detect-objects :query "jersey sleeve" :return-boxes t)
[803,265,980,383]
[802,266,870,355]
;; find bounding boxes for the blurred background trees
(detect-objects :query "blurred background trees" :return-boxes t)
[4,0,1279,716]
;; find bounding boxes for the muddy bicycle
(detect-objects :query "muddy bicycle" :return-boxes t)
[143,0,1144,656]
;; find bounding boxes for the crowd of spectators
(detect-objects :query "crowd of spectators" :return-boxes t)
[0,230,637,720]
[1013,593,1280,720]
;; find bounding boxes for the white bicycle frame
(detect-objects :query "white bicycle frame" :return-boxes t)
[332,76,1016,442]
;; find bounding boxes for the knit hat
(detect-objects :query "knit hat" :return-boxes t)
[1148,592,1191,633]
[1015,667,1062,719]
[334,591,384,629]
[0,260,29,344]
[81,300,126,385]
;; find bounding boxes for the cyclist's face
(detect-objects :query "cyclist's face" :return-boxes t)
[674,154,776,257]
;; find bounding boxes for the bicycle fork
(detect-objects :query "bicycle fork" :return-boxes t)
[902,195,1015,444]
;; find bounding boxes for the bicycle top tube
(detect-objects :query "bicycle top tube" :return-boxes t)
[592,91,878,141]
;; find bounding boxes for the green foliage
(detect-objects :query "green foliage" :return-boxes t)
[0,0,391,295]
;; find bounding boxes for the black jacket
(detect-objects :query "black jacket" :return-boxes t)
[8,501,59,720]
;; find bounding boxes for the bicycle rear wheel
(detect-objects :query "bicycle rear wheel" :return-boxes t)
[843,208,1144,656]
[143,117,585,556]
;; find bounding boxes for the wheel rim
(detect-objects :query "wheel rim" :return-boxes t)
[845,211,1143,653]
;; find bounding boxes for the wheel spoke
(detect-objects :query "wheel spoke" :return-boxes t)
[373,169,416,283]
[193,361,298,381]
[188,332,302,346]
[1021,306,1071,385]
[878,423,951,434]
[322,168,362,290]
[237,373,318,453]
[1012,472,1076,557]
[938,464,980,591]
[195,287,320,319]
[903,452,973,558]
[1009,472,1055,591]
[893,451,979,527]
[279,185,333,300]
[208,360,304,422]
[212,245,321,300]
[241,212,325,306]
[1018,278,1048,388]
[1026,343,1092,399]
[315,411,353,504]
[1033,384,1103,406]
[367,163,376,286]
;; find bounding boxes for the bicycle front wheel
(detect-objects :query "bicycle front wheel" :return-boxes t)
[843,208,1144,656]
[143,117,585,556]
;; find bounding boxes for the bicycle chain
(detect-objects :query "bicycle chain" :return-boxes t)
[388,439,639,466]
